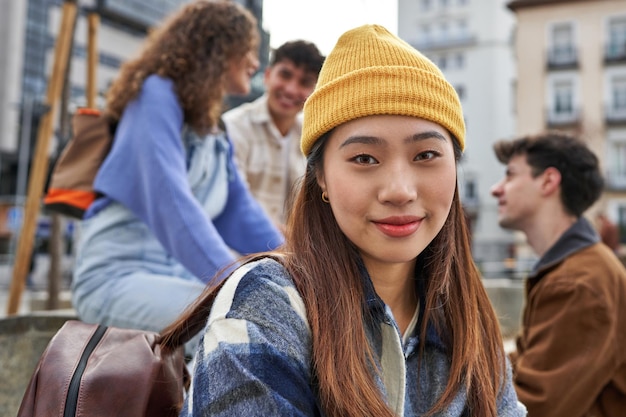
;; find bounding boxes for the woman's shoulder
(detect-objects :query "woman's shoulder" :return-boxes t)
[234,256,295,288]
[138,75,177,104]
[142,74,174,90]
[210,256,307,325]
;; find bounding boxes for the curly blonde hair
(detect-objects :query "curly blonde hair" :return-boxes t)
[106,0,259,134]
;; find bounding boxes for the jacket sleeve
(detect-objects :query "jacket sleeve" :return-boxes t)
[512,276,615,417]
[181,260,318,416]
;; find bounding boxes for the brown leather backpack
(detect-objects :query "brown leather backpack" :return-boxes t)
[16,281,223,417]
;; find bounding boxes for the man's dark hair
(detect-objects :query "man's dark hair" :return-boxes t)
[493,130,604,217]
[270,40,325,75]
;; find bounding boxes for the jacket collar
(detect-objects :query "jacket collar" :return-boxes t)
[531,216,599,278]
[248,94,273,125]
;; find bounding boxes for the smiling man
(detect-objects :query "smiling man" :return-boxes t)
[491,131,626,417]
[223,40,324,230]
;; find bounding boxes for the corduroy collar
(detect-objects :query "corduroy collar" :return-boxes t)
[531,216,600,278]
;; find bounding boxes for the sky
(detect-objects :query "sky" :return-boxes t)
[262,0,399,56]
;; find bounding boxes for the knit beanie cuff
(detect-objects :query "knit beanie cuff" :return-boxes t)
[302,65,464,155]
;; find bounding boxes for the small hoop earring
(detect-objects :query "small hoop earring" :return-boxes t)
[321,192,329,203]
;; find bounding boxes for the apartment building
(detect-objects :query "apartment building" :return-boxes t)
[397,0,519,273]
[508,0,626,247]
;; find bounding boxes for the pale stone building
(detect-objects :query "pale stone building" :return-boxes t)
[508,0,626,255]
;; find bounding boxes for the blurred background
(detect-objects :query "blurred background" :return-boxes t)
[0,0,624,327]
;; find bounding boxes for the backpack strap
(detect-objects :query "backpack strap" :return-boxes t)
[158,252,286,352]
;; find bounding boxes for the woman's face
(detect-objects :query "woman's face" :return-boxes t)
[225,49,260,96]
[318,115,457,272]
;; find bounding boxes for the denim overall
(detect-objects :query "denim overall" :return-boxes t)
[71,130,230,354]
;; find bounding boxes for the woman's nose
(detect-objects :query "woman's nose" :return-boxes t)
[378,168,417,205]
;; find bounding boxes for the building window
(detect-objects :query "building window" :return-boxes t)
[613,76,626,110]
[455,85,465,100]
[454,52,465,69]
[457,19,468,37]
[548,22,577,67]
[465,179,476,200]
[607,139,626,188]
[420,24,431,44]
[547,74,579,126]
[438,54,448,70]
[440,21,449,42]
[618,206,626,243]
[607,75,626,123]
[552,23,574,50]
[462,177,479,211]
[554,80,574,114]
[606,16,626,61]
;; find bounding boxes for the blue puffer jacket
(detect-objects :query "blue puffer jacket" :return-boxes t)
[181,258,526,416]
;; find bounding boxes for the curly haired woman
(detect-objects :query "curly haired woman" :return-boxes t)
[71,0,283,355]
[167,24,526,416]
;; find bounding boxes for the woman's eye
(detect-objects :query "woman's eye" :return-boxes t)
[352,154,378,164]
[415,150,439,161]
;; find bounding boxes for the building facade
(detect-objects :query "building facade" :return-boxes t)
[508,0,626,251]
[397,0,520,275]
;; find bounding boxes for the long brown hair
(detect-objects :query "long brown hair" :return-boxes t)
[281,133,505,416]
[105,0,258,134]
[162,133,506,416]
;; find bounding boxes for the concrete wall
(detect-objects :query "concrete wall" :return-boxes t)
[483,278,525,339]
[0,313,76,417]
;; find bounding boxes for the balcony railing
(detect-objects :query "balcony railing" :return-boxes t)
[546,46,578,70]
[605,105,626,125]
[412,34,477,51]
[545,108,581,128]
[605,172,626,190]
[605,42,626,64]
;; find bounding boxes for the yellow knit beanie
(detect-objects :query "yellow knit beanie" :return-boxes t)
[301,24,465,155]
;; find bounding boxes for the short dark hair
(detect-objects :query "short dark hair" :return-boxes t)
[270,40,325,76]
[493,130,604,217]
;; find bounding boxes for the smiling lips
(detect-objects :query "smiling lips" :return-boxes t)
[373,216,422,238]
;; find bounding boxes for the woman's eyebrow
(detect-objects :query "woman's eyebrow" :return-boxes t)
[339,135,385,148]
[405,131,447,144]
[339,131,447,148]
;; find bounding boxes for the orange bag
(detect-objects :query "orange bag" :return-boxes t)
[43,108,115,218]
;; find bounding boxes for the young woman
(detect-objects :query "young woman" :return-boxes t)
[71,0,283,355]
[168,24,526,416]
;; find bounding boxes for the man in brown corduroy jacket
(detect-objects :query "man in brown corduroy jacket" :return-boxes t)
[491,131,626,417]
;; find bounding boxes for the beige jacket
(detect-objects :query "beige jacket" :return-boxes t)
[223,95,306,226]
